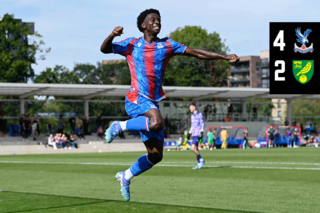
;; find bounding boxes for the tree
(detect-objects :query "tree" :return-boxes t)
[0,14,50,83]
[163,26,230,87]
[34,65,80,84]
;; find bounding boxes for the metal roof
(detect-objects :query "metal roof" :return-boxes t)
[0,83,317,101]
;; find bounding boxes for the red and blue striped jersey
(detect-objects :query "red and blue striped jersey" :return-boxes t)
[112,37,187,101]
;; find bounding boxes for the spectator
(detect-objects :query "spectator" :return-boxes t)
[292,127,299,148]
[76,125,84,140]
[284,118,289,126]
[83,116,89,135]
[313,124,318,134]
[22,116,31,141]
[32,116,40,141]
[310,123,314,133]
[306,120,311,133]
[213,104,217,117]
[96,114,102,130]
[252,105,257,121]
[54,133,62,148]
[300,124,305,133]
[266,126,274,148]
[0,115,6,137]
[286,128,292,140]
[96,126,104,140]
[76,116,83,130]
[164,114,171,137]
[227,103,233,118]
[203,105,208,121]
[292,119,297,126]
[69,115,76,134]
[19,114,25,137]
[274,129,280,147]
[46,134,57,149]
[69,134,78,148]
[61,134,70,149]
[57,115,65,134]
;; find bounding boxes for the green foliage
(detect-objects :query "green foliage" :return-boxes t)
[164,26,230,87]
[247,99,275,116]
[34,65,80,84]
[292,100,320,126]
[0,14,50,83]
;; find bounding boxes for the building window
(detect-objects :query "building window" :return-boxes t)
[278,110,282,118]
[262,79,269,88]
[277,100,281,108]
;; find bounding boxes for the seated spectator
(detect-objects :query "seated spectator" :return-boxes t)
[76,126,85,140]
[69,134,78,148]
[55,133,62,148]
[46,134,57,149]
[61,134,70,149]
[312,124,318,134]
[96,126,104,140]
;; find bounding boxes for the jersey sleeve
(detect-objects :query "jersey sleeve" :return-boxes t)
[167,38,187,56]
[199,113,204,129]
[112,37,135,56]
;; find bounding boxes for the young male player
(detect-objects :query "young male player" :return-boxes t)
[100,8,239,201]
[189,104,205,169]
[220,128,228,149]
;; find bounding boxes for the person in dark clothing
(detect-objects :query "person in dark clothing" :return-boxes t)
[19,114,25,137]
[32,116,40,140]
[23,116,31,141]
[243,128,249,149]
[69,115,76,134]
[57,115,65,134]
[252,105,257,121]
[0,115,6,137]
[96,114,102,130]
[83,116,89,135]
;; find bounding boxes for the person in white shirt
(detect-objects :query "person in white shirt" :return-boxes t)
[48,134,57,149]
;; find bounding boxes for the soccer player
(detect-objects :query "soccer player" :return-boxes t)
[189,104,205,169]
[100,9,239,201]
[207,128,215,150]
[267,126,275,148]
[243,128,249,149]
[220,128,228,149]
[292,127,299,148]
[274,129,280,148]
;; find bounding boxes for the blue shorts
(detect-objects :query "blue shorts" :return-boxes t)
[125,92,164,142]
[191,136,199,146]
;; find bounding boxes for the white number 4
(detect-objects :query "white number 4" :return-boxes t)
[273,30,285,51]
[275,60,285,81]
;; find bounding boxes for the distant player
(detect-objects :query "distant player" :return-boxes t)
[292,127,299,148]
[100,8,239,201]
[274,129,280,147]
[189,104,206,169]
[267,126,275,148]
[243,128,249,149]
[221,128,228,149]
[207,129,216,150]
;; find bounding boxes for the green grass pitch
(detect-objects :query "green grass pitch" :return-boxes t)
[1,148,320,213]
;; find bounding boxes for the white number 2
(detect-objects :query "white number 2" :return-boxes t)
[275,60,285,81]
[273,30,285,51]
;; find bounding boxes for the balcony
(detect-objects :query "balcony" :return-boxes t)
[257,83,269,88]
[256,62,269,69]
[257,72,270,78]
[229,76,250,83]
[230,67,250,73]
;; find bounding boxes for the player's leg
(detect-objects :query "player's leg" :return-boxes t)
[191,136,205,169]
[105,93,164,143]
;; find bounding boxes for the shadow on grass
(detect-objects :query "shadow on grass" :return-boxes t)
[1,190,262,213]
[201,166,231,170]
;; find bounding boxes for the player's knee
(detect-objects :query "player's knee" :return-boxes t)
[149,118,164,132]
[148,152,163,164]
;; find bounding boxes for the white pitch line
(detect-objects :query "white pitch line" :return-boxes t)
[164,161,320,166]
[1,161,320,171]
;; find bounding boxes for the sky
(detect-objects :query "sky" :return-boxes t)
[2,0,320,75]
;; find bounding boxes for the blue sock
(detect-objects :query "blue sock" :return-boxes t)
[126,116,150,131]
[196,154,202,163]
[130,154,154,177]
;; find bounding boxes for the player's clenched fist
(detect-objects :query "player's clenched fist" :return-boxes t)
[111,26,124,37]
[226,54,240,63]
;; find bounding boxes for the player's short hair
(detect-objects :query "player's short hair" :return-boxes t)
[190,103,196,107]
[137,9,161,32]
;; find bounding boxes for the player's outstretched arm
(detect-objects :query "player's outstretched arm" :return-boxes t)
[100,26,124,54]
[184,48,240,63]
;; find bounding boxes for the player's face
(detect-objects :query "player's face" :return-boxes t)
[189,105,195,112]
[143,13,161,35]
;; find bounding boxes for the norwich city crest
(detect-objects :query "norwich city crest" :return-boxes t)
[292,60,314,84]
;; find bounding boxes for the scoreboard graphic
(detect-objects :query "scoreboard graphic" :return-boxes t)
[270,22,320,94]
